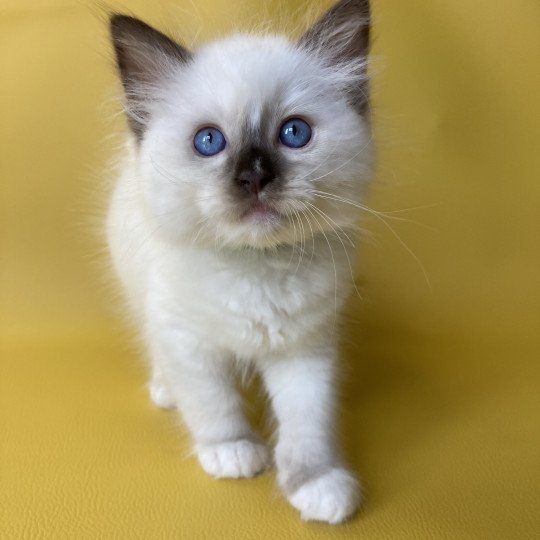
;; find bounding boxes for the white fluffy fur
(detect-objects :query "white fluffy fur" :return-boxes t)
[107,16,372,524]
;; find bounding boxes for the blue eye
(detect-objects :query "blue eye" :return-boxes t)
[279,118,312,148]
[194,127,226,156]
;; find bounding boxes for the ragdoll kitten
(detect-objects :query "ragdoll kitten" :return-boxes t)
[107,0,372,524]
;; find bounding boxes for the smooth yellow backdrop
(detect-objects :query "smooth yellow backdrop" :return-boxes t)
[1,1,539,538]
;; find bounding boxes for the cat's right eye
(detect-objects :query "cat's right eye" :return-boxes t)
[193,127,226,157]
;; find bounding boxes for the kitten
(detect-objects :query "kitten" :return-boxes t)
[107,0,372,524]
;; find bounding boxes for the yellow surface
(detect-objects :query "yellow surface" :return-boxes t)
[1,1,539,538]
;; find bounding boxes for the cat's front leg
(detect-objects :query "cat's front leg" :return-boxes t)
[147,323,269,479]
[261,349,360,524]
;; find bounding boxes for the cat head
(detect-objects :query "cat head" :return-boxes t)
[110,0,372,250]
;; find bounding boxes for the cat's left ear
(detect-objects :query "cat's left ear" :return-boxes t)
[299,0,371,112]
[110,15,192,140]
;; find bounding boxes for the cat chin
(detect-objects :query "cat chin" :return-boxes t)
[198,205,288,249]
[202,218,293,250]
[219,226,291,250]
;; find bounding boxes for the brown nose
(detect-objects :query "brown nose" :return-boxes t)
[236,170,274,195]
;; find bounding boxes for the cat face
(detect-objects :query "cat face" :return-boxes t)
[111,0,372,249]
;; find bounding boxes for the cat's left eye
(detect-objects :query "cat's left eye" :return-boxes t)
[279,118,312,149]
[193,127,226,157]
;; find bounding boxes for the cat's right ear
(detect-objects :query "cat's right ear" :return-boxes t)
[110,15,192,140]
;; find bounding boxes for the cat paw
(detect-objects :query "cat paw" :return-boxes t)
[287,468,361,524]
[197,439,270,479]
[149,379,176,409]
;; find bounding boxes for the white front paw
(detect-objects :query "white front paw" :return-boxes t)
[288,468,361,524]
[197,439,270,479]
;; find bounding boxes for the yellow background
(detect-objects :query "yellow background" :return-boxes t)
[1,0,539,538]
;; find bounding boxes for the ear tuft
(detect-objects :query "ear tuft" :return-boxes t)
[110,15,192,139]
[299,0,371,112]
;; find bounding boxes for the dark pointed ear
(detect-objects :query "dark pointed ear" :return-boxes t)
[110,15,192,140]
[299,0,371,112]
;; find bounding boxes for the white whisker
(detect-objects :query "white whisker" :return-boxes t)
[303,201,363,301]
[311,190,432,288]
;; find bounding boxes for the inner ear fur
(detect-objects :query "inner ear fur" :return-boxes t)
[110,15,192,139]
[299,0,371,112]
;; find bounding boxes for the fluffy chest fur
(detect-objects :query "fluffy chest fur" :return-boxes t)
[153,242,350,357]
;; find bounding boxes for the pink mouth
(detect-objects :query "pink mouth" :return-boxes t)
[242,201,279,224]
